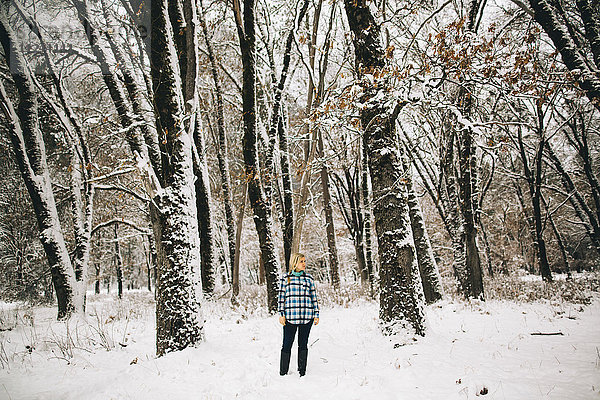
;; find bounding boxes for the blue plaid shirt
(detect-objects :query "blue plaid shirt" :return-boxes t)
[278,272,319,325]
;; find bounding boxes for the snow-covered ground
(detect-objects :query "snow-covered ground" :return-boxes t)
[1,291,599,400]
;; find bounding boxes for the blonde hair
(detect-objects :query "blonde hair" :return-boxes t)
[287,253,305,283]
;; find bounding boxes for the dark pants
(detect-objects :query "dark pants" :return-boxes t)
[280,319,313,375]
[282,319,313,353]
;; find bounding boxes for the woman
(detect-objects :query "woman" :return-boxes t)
[277,253,320,376]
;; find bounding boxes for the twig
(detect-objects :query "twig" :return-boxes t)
[2,384,12,400]
[530,332,563,336]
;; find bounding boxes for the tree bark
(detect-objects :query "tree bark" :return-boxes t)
[544,139,600,251]
[234,0,281,312]
[193,122,215,295]
[512,172,538,273]
[458,120,484,298]
[441,131,469,296]
[95,263,101,295]
[114,224,123,299]
[293,2,337,257]
[528,0,600,110]
[575,0,600,69]
[278,109,295,270]
[343,0,426,335]
[400,130,451,236]
[453,0,485,299]
[199,0,237,290]
[331,169,366,282]
[318,130,340,289]
[151,0,204,355]
[13,1,95,306]
[479,221,494,277]
[565,114,600,231]
[361,134,375,296]
[265,0,309,268]
[172,0,215,296]
[403,157,444,304]
[233,183,248,301]
[517,124,553,281]
[542,195,570,272]
[0,9,79,319]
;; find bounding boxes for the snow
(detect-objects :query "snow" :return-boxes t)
[1,291,599,399]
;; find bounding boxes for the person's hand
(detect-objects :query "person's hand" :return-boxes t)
[279,315,286,325]
[314,317,319,326]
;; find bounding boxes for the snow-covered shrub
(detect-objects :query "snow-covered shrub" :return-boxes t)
[317,282,374,308]
[441,271,600,305]
[485,272,600,304]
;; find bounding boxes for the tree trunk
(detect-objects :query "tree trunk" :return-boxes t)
[440,0,485,300]
[234,0,281,312]
[199,0,237,288]
[404,158,443,304]
[566,114,600,232]
[292,0,323,253]
[147,224,157,291]
[0,10,79,319]
[151,0,204,355]
[174,0,215,296]
[455,0,485,297]
[292,130,317,255]
[528,0,600,111]
[317,129,340,289]
[193,116,215,295]
[278,111,295,270]
[265,0,309,268]
[292,2,337,256]
[361,134,375,296]
[544,140,600,251]
[532,190,552,281]
[353,231,367,283]
[146,243,152,292]
[544,195,571,273]
[14,1,94,307]
[442,131,469,296]
[479,221,494,277]
[331,169,366,283]
[233,183,247,302]
[73,0,148,158]
[531,116,553,282]
[114,224,123,299]
[343,0,426,335]
[513,175,539,273]
[517,124,552,282]
[189,0,215,296]
[101,1,162,173]
[69,139,94,307]
[458,122,484,298]
[74,0,162,202]
[95,263,101,295]
[576,0,600,69]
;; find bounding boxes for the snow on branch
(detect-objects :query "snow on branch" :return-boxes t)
[91,219,151,236]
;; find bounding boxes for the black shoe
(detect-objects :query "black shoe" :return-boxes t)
[280,351,291,375]
[298,349,308,376]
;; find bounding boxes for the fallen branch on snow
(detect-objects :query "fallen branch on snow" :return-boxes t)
[530,332,564,336]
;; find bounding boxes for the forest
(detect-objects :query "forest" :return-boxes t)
[0,0,599,397]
